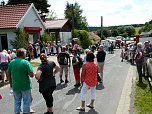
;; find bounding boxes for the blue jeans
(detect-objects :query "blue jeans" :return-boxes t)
[13,89,31,114]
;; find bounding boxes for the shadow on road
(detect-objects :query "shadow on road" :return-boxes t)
[96,83,104,90]
[66,87,80,95]
[79,109,100,114]
[0,82,9,88]
[55,83,67,90]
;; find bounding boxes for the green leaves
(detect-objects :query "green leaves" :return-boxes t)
[64,2,88,31]
[41,32,52,42]
[74,29,92,49]
[10,28,28,49]
[7,0,50,14]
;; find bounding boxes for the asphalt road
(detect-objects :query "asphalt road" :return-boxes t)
[0,49,132,114]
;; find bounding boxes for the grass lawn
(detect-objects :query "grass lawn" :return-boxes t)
[134,79,152,114]
[30,62,40,67]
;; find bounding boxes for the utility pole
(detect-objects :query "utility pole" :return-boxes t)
[101,16,103,41]
[71,4,74,39]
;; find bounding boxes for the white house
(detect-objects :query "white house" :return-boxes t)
[0,3,46,50]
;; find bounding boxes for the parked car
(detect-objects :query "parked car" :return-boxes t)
[146,58,152,87]
[146,58,152,78]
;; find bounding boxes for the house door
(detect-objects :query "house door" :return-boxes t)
[0,35,8,50]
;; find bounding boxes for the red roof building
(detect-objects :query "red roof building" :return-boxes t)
[0,4,30,29]
[0,3,45,50]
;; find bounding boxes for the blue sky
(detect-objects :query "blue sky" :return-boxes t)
[49,0,152,27]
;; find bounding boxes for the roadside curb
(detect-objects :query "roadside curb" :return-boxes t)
[116,65,136,114]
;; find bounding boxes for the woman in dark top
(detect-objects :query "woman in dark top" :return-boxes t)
[35,53,60,114]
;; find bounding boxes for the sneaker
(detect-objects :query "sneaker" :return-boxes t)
[65,80,69,84]
[74,83,77,87]
[76,106,85,111]
[74,83,81,87]
[60,79,64,83]
[30,108,35,113]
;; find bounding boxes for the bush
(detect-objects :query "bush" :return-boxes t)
[41,32,52,42]
[74,29,92,49]
[10,28,29,49]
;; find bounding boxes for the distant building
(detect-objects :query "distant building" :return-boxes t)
[44,19,72,45]
[0,3,46,50]
[89,32,101,44]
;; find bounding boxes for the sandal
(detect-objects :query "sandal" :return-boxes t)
[76,106,85,111]
[30,108,36,113]
[86,104,94,109]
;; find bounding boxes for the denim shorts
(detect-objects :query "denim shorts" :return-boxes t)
[13,89,31,114]
[0,62,8,71]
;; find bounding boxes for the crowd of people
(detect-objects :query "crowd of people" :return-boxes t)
[0,41,107,114]
[0,38,152,114]
[2,39,151,113]
[120,40,152,84]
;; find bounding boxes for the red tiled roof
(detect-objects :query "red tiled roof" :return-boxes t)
[0,4,30,29]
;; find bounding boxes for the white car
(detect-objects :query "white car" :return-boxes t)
[146,58,152,86]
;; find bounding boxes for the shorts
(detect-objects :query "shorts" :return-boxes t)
[0,62,8,71]
[59,65,69,76]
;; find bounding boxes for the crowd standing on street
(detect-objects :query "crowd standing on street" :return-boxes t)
[1,38,152,113]
[120,40,152,84]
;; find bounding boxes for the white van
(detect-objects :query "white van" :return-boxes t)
[139,32,152,44]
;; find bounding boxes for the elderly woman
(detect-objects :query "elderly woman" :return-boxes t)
[35,53,60,114]
[135,42,144,84]
[76,52,99,111]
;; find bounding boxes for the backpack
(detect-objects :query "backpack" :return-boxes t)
[77,56,83,68]
[58,52,68,65]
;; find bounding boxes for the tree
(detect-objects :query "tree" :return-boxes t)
[111,29,119,37]
[7,0,50,14]
[74,29,92,49]
[96,28,111,39]
[124,26,135,37]
[117,26,125,35]
[46,10,57,20]
[41,32,52,42]
[142,22,152,32]
[10,28,29,49]
[64,2,88,31]
[122,32,128,38]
